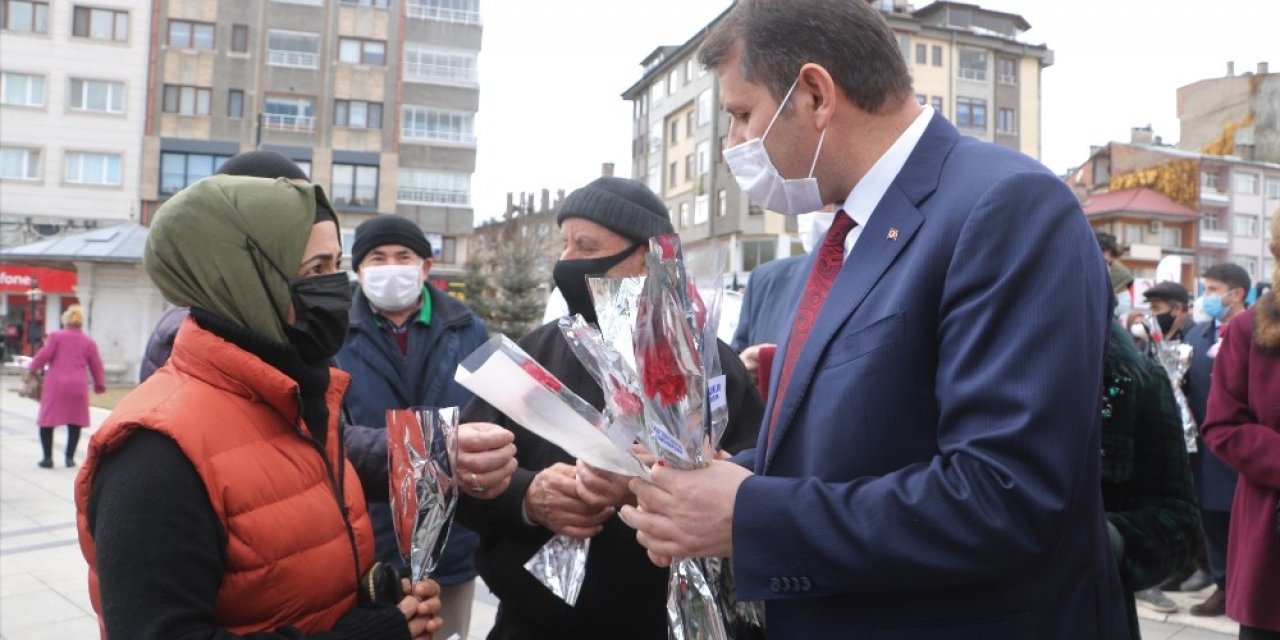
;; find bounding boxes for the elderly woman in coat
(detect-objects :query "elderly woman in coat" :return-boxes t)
[28,304,105,468]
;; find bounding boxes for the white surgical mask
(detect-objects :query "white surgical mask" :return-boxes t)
[723,77,826,216]
[361,264,423,312]
[797,210,836,253]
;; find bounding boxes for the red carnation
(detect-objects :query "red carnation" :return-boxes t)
[641,339,688,406]
[520,360,563,393]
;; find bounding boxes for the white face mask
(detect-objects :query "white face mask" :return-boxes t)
[798,210,836,253]
[723,77,827,216]
[360,264,423,312]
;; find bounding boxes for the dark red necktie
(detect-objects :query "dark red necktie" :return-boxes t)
[766,211,857,451]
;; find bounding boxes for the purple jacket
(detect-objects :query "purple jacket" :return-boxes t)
[29,327,105,428]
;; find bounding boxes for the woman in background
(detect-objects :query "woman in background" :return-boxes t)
[28,304,105,468]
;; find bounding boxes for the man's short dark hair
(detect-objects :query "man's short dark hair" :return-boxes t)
[1202,263,1252,293]
[1095,230,1120,257]
[698,0,913,114]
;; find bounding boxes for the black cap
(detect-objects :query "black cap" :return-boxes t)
[351,215,433,270]
[556,177,673,243]
[1143,281,1190,306]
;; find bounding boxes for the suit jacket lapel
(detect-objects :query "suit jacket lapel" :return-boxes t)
[761,113,958,473]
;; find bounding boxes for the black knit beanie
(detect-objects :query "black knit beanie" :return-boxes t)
[216,150,336,226]
[351,216,433,270]
[556,177,673,243]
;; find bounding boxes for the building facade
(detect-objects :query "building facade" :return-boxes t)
[1177,61,1280,164]
[1,0,152,362]
[621,0,1052,283]
[139,0,482,280]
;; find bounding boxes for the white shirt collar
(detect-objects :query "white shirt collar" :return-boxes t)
[837,105,934,257]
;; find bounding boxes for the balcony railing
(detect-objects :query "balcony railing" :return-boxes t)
[267,50,319,69]
[406,4,481,24]
[403,62,478,85]
[1200,228,1230,246]
[263,114,315,132]
[401,128,476,145]
[397,186,470,206]
[958,68,987,81]
[1200,188,1229,203]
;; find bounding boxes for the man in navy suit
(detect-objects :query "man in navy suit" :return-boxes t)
[619,1,1130,638]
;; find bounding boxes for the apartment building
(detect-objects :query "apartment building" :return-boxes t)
[621,0,1052,282]
[1177,61,1279,164]
[140,0,482,281]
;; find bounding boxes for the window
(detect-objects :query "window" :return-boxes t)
[667,70,677,95]
[684,59,695,85]
[958,48,987,81]
[69,79,124,113]
[742,240,776,272]
[227,89,244,118]
[403,45,478,84]
[338,38,386,65]
[916,94,927,105]
[955,97,987,129]
[168,20,213,49]
[997,107,1016,134]
[162,84,211,115]
[263,96,315,131]
[406,0,481,25]
[1,72,44,106]
[932,45,942,67]
[1160,227,1182,247]
[684,154,694,180]
[668,162,678,187]
[695,140,710,176]
[331,164,379,208]
[895,34,910,62]
[1201,171,1221,191]
[694,194,709,225]
[267,30,320,68]
[159,152,230,195]
[65,152,120,185]
[1233,173,1259,195]
[2,1,49,33]
[340,0,390,6]
[231,24,248,52]
[1267,177,1280,198]
[686,111,695,136]
[930,96,943,115]
[696,89,713,126]
[717,189,727,217]
[915,43,926,65]
[401,106,475,144]
[0,147,41,180]
[397,169,470,205]
[996,57,1018,84]
[669,120,679,144]
[335,99,383,128]
[1200,211,1220,231]
[1233,255,1258,278]
[1123,223,1143,245]
[295,161,311,179]
[72,6,128,42]
[678,202,690,227]
[439,237,458,263]
[1234,214,1258,237]
[650,79,664,103]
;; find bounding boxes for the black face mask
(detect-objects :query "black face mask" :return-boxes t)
[1156,311,1176,337]
[284,272,352,363]
[552,243,641,325]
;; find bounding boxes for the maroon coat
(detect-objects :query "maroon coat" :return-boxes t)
[28,327,106,428]
[1202,308,1280,632]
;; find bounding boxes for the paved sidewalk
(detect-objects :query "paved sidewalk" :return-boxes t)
[0,373,1240,639]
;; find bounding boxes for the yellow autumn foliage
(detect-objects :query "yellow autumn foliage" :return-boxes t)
[1109,159,1200,210]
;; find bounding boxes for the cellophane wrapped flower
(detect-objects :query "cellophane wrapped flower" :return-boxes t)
[1149,319,1198,453]
[387,406,460,583]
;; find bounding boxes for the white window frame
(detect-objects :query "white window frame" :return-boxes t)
[1,72,44,107]
[400,105,476,145]
[996,107,1016,134]
[168,19,215,50]
[2,0,50,33]
[72,5,128,42]
[330,163,379,208]
[266,30,320,69]
[338,37,386,65]
[0,146,42,180]
[403,45,478,85]
[397,169,471,206]
[406,0,480,24]
[68,78,125,113]
[958,48,988,82]
[1233,172,1259,195]
[1233,214,1258,238]
[64,151,121,186]
[263,96,316,131]
[1265,176,1280,199]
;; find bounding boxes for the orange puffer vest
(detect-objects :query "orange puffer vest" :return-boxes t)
[74,319,375,636]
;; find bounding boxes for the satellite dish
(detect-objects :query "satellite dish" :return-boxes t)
[1155,255,1182,284]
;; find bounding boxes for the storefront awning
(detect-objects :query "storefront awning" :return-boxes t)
[0,223,148,265]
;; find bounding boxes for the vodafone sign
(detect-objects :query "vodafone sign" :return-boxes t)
[0,265,78,294]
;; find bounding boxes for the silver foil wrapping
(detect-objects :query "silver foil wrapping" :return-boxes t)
[1156,340,1198,453]
[387,406,460,583]
[523,534,590,606]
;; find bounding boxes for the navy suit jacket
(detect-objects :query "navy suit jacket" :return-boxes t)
[731,254,811,352]
[730,115,1130,639]
[1183,319,1238,511]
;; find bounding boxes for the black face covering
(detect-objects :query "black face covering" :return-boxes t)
[552,243,641,325]
[1156,311,1176,337]
[284,272,352,363]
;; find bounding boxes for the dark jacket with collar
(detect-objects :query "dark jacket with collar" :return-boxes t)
[731,254,810,352]
[336,282,490,586]
[1183,318,1239,511]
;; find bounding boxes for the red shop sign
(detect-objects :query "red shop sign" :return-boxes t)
[0,265,78,294]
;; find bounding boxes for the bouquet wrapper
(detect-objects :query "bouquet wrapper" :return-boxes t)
[523,534,590,606]
[558,314,647,452]
[1154,338,1198,453]
[387,406,460,583]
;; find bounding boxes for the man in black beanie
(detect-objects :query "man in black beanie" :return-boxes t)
[138,150,334,381]
[335,214,492,640]
[454,176,765,640]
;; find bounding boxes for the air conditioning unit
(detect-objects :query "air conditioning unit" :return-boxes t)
[1148,220,1163,234]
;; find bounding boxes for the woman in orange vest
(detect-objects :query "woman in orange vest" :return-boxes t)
[74,175,442,639]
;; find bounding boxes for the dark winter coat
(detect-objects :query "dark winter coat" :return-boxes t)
[1184,318,1239,511]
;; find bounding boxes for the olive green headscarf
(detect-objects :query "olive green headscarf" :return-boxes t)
[145,175,319,343]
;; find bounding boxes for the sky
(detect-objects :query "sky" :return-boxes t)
[470,0,1279,223]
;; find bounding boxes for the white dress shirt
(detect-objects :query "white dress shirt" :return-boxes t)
[838,105,935,260]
